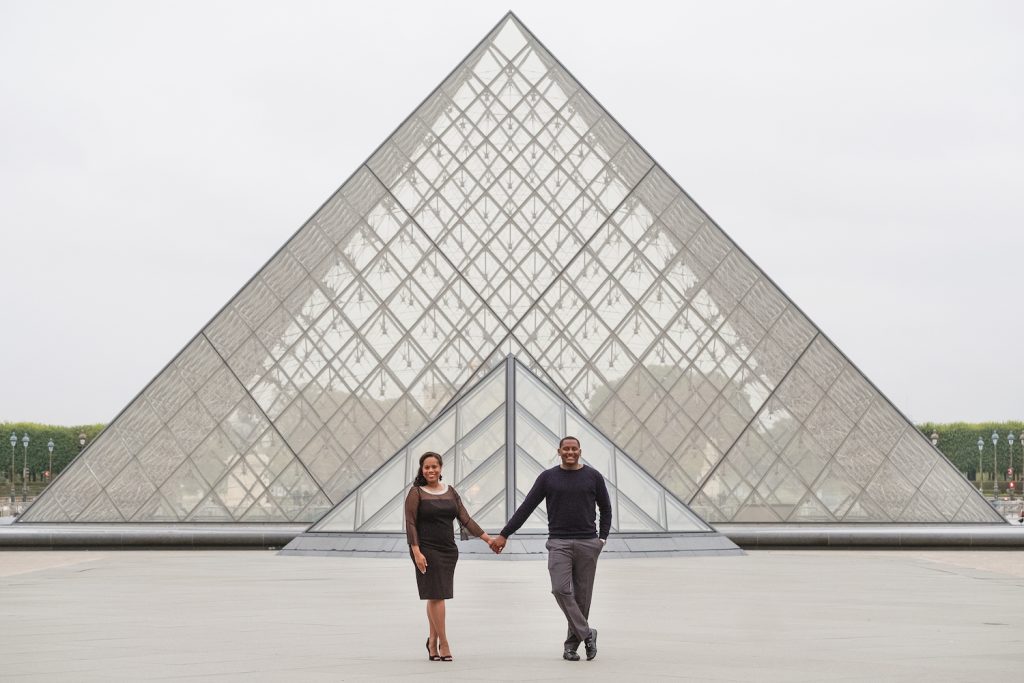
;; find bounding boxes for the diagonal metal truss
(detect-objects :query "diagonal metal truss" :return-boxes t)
[20,13,1002,525]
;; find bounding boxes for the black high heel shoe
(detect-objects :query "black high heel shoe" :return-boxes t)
[426,638,440,661]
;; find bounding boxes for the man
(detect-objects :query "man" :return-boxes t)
[490,436,612,661]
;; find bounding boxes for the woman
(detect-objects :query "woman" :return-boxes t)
[405,451,492,662]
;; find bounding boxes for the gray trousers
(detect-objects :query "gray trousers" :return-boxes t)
[545,537,602,649]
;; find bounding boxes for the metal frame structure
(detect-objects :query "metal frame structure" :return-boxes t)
[17,13,1004,528]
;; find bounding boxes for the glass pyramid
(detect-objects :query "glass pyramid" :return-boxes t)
[310,357,711,534]
[20,13,1000,525]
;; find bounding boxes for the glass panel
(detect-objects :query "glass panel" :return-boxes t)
[516,447,546,497]
[361,496,405,531]
[828,366,874,421]
[803,397,854,456]
[83,431,133,486]
[131,492,180,522]
[357,456,406,525]
[918,462,970,521]
[953,493,1002,523]
[241,490,286,521]
[455,455,504,517]
[774,367,824,423]
[313,495,356,532]
[665,495,710,531]
[800,336,845,390]
[28,15,1003,529]
[145,364,193,423]
[516,412,558,466]
[160,461,208,519]
[614,454,663,525]
[458,369,505,436]
[192,428,242,487]
[788,493,834,522]
[780,430,829,487]
[616,496,662,532]
[187,493,234,522]
[114,398,163,455]
[167,397,217,456]
[470,497,507,530]
[410,411,456,465]
[135,428,188,488]
[898,493,943,523]
[106,459,157,519]
[458,412,505,479]
[516,365,562,436]
[76,492,125,523]
[812,462,859,519]
[51,463,104,520]
[864,461,916,520]
[833,427,887,488]
[887,431,935,487]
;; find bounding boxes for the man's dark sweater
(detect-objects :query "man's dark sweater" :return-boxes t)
[500,465,612,539]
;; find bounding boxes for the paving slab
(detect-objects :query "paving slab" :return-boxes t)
[1,549,1023,680]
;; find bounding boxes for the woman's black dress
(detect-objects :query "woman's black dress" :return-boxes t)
[405,484,484,600]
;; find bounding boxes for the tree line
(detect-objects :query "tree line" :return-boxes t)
[2,420,1020,485]
[0,422,104,484]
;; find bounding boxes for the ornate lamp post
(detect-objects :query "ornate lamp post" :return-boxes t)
[21,433,29,499]
[46,439,54,483]
[977,436,984,491]
[930,432,939,447]
[1009,432,1017,497]
[991,430,999,498]
[78,433,86,450]
[8,432,16,505]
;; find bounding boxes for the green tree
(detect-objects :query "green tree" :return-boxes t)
[916,421,1024,481]
[0,422,105,486]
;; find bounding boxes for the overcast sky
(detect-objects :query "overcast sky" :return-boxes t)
[1,0,1021,427]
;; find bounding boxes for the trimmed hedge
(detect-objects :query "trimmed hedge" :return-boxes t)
[2,420,1019,485]
[0,422,104,483]
[917,422,1024,481]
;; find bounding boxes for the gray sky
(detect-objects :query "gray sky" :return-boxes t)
[1,0,1021,426]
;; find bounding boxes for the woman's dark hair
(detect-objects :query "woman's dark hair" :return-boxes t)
[413,451,443,487]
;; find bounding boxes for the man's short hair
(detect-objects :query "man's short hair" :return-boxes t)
[559,436,581,448]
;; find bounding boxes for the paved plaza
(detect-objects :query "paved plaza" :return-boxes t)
[1,549,1023,681]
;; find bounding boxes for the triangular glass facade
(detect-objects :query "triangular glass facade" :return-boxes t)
[21,14,1000,525]
[311,358,711,534]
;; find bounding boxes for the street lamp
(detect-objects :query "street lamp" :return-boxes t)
[977,436,984,491]
[8,432,16,505]
[991,430,999,498]
[1009,432,1017,498]
[46,439,54,484]
[930,431,939,448]
[78,432,86,450]
[21,433,29,499]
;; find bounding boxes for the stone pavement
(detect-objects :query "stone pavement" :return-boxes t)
[1,549,1023,681]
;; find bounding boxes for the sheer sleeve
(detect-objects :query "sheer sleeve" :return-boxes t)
[451,488,485,538]
[404,487,420,546]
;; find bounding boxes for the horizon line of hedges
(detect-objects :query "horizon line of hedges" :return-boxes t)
[2,420,1020,483]
[0,422,104,481]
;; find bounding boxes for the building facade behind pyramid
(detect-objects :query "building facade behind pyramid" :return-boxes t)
[20,14,1002,526]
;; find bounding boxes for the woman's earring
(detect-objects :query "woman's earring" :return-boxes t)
[438,475,443,481]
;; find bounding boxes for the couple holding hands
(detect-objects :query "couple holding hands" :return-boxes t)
[404,436,612,662]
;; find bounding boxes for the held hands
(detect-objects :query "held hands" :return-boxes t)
[488,535,507,554]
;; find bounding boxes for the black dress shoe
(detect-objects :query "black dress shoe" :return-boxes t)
[562,647,580,661]
[584,628,598,660]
